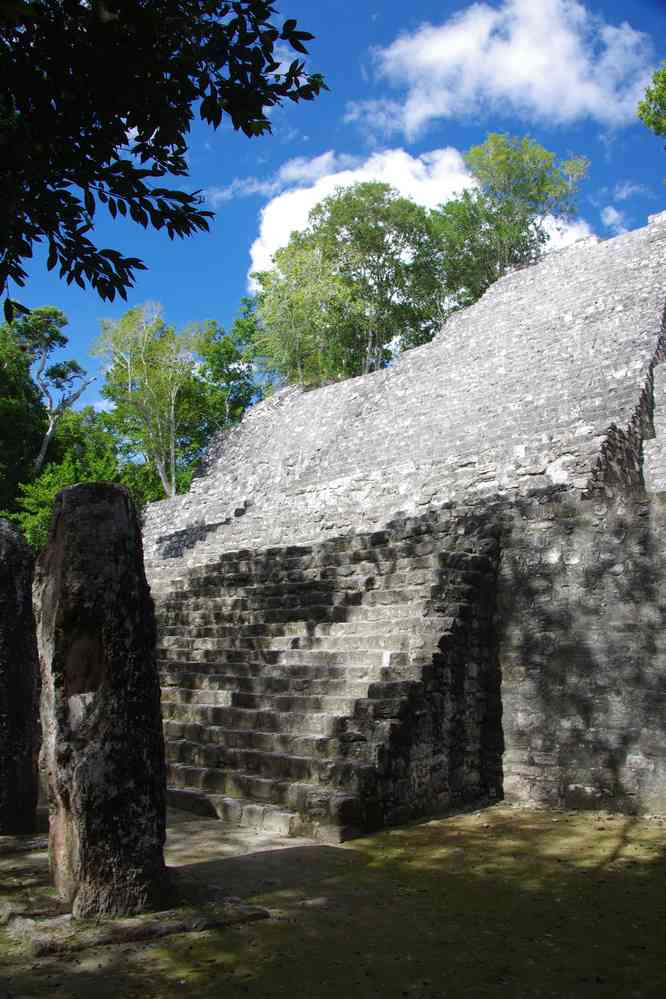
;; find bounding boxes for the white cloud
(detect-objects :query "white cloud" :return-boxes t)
[600,204,628,234]
[613,180,651,201]
[248,146,475,280]
[92,399,115,414]
[543,215,595,249]
[206,177,282,206]
[205,152,359,207]
[346,0,654,139]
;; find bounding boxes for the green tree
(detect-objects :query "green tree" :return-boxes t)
[253,237,359,384]
[0,322,46,509]
[428,189,547,315]
[1,1,325,319]
[6,406,122,549]
[464,133,589,223]
[93,302,257,498]
[10,307,94,473]
[92,304,199,498]
[192,316,258,434]
[426,134,590,318]
[253,182,443,384]
[638,61,666,168]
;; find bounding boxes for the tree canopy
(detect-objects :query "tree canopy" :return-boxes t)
[0,321,47,510]
[464,133,589,222]
[429,188,547,314]
[250,136,589,387]
[92,302,256,498]
[10,307,95,472]
[428,133,589,314]
[253,182,443,384]
[0,1,325,319]
[638,61,666,170]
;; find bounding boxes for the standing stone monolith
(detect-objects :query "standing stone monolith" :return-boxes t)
[0,519,39,834]
[33,483,168,919]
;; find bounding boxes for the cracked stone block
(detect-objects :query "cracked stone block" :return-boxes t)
[0,520,39,834]
[34,484,169,919]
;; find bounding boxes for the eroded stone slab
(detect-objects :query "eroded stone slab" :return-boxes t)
[34,483,169,918]
[0,519,39,834]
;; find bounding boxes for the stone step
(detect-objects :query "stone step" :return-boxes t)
[163,683,413,715]
[162,568,434,597]
[150,545,438,585]
[157,648,406,670]
[157,615,427,640]
[157,585,429,613]
[155,598,428,625]
[163,721,361,759]
[162,691,407,729]
[161,701,349,735]
[161,670,417,700]
[167,763,364,830]
[161,687,361,712]
[165,740,374,787]
[164,787,358,842]
[159,660,387,682]
[160,671,371,698]
[157,631,415,655]
[222,690,361,714]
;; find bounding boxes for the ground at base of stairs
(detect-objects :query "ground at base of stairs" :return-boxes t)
[2,804,665,999]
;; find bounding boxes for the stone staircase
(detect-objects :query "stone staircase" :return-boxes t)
[148,514,502,841]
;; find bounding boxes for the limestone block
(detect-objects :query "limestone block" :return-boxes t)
[0,520,39,834]
[34,484,168,919]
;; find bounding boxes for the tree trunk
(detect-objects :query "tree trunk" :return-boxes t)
[0,520,39,834]
[33,414,58,475]
[154,456,174,499]
[33,484,169,919]
[169,390,177,498]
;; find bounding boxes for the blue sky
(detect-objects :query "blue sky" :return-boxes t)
[19,0,666,408]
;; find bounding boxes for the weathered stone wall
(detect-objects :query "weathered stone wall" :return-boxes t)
[0,520,39,834]
[156,509,503,839]
[34,484,168,917]
[143,212,666,566]
[144,212,666,821]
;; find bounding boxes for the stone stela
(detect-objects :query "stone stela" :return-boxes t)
[33,483,169,918]
[0,520,39,835]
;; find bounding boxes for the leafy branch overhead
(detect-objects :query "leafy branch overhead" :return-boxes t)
[0,1,326,319]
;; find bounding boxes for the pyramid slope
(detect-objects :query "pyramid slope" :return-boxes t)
[144,212,666,564]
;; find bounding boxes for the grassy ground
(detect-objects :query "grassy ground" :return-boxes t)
[2,805,665,999]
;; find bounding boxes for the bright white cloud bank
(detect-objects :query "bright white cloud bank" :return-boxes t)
[248,147,474,278]
[246,146,592,284]
[345,0,654,138]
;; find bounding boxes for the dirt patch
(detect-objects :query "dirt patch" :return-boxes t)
[1,805,665,999]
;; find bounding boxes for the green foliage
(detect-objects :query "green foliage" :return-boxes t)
[93,302,257,498]
[1,1,326,319]
[253,182,443,384]
[429,189,547,313]
[3,298,257,546]
[465,133,589,221]
[0,322,46,509]
[10,306,94,473]
[424,133,589,317]
[249,139,589,387]
[638,62,666,178]
[253,237,358,385]
[5,407,120,549]
[5,404,190,549]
